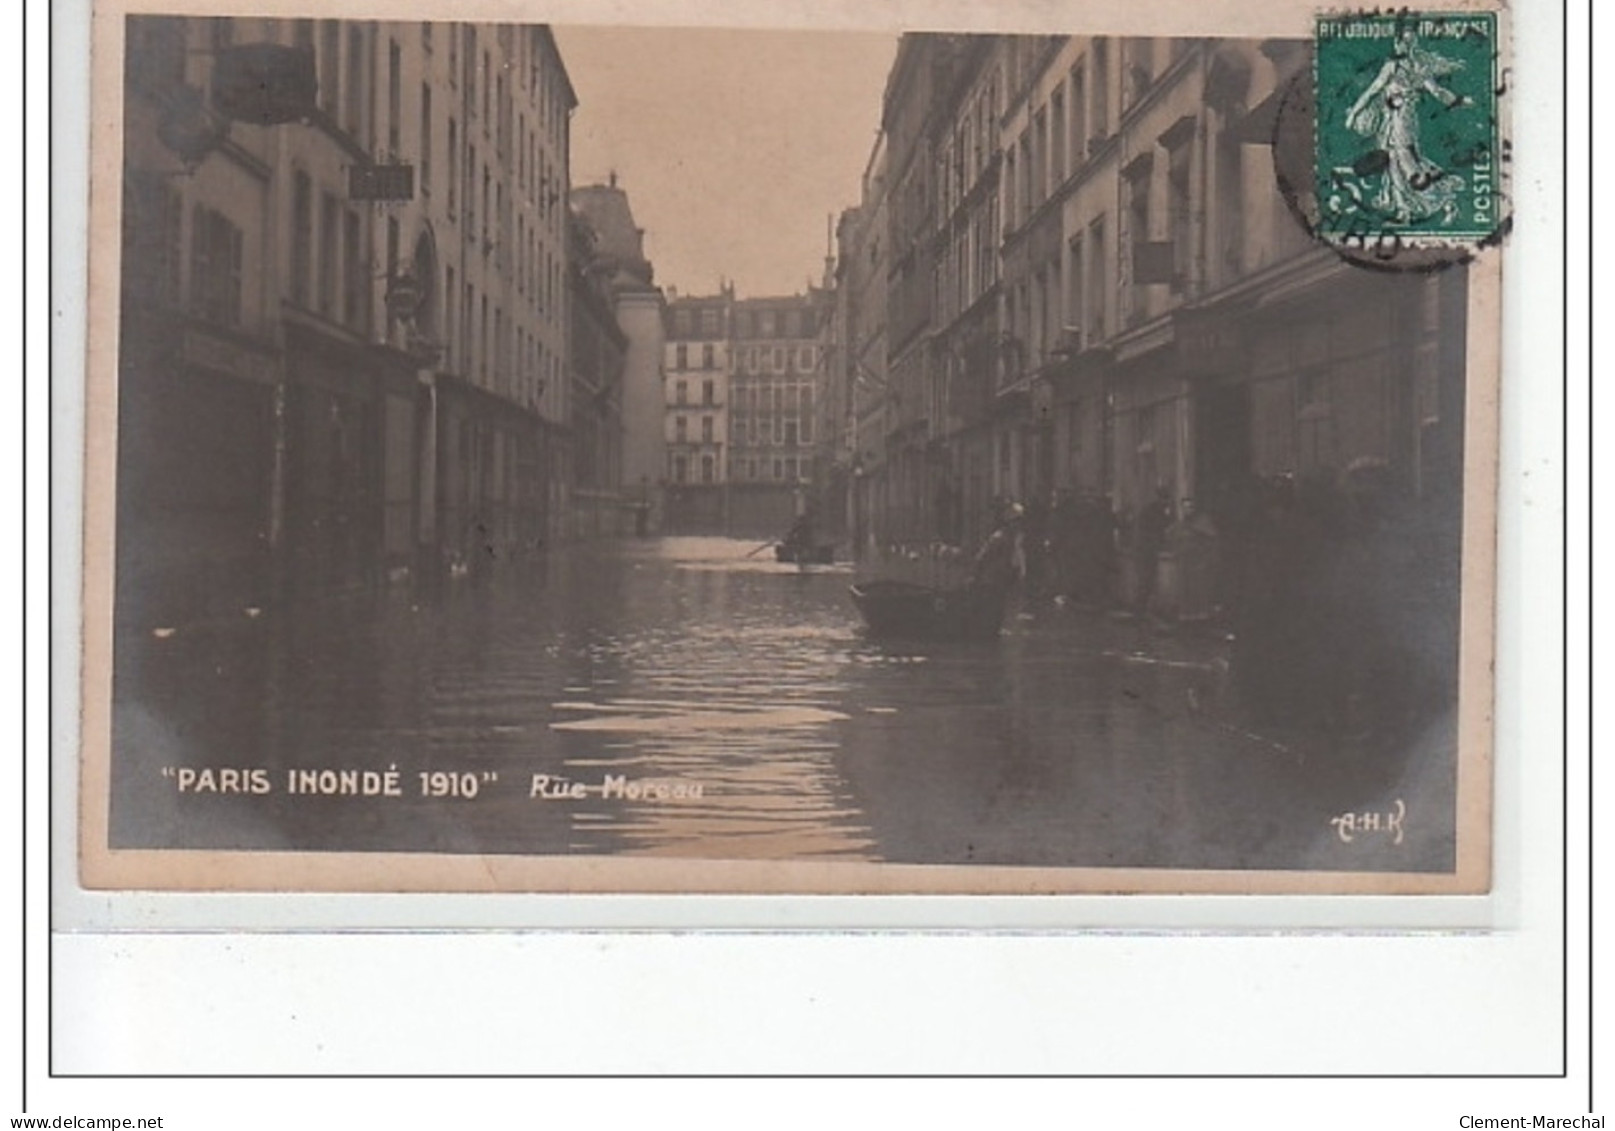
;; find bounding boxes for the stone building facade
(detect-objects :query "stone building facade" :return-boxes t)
[116,16,582,629]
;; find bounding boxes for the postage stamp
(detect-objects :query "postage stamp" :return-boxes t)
[1314,11,1503,248]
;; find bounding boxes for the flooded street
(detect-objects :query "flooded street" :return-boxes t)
[110,537,1457,875]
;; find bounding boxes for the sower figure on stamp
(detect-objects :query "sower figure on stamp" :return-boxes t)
[1344,27,1471,224]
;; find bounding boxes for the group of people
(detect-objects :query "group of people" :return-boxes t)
[959,468,1456,735]
[965,489,1165,612]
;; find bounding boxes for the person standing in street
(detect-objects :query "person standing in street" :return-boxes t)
[1131,487,1172,617]
[971,501,1028,592]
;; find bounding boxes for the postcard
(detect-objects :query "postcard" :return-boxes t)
[76,0,1508,895]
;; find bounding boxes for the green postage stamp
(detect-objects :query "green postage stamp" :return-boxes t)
[1314,11,1501,247]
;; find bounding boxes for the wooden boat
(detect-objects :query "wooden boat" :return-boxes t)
[847,579,1009,641]
[774,542,836,565]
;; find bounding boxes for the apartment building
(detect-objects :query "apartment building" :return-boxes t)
[660,288,732,532]
[116,16,580,623]
[859,32,1468,619]
[728,293,826,535]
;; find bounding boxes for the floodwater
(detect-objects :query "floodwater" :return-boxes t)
[109,536,1458,874]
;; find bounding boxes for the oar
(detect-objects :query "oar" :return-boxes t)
[745,540,779,558]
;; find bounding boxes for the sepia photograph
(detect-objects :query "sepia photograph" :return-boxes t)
[78,0,1506,895]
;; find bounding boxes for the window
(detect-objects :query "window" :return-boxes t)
[496,74,508,156]
[445,265,456,368]
[1032,110,1047,201]
[1127,165,1151,323]
[702,343,715,370]
[1092,39,1110,137]
[481,164,490,252]
[783,420,797,445]
[773,458,784,481]
[1004,149,1017,232]
[675,380,688,404]
[759,311,776,336]
[1123,38,1153,110]
[1019,131,1033,219]
[800,417,813,444]
[700,308,720,336]
[318,192,338,315]
[419,85,433,194]
[343,209,364,329]
[494,182,504,266]
[1216,122,1245,280]
[701,455,715,483]
[188,206,243,327]
[291,171,311,307]
[150,180,184,305]
[493,307,504,387]
[675,345,688,371]
[1067,233,1085,331]
[344,25,364,135]
[773,347,786,373]
[797,346,815,371]
[1168,140,1192,293]
[387,39,401,152]
[702,379,714,405]
[1086,216,1106,342]
[447,118,458,215]
[675,416,688,443]
[733,418,747,445]
[701,416,714,443]
[673,309,693,336]
[673,455,688,483]
[1050,89,1066,184]
[1070,63,1088,158]
[319,22,340,115]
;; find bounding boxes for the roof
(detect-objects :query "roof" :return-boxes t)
[570,181,655,288]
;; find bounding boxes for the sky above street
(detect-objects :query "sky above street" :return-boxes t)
[555,25,898,299]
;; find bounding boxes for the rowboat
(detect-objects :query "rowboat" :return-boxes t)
[775,542,836,565]
[847,579,1009,641]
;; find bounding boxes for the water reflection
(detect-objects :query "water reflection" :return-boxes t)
[109,536,1456,872]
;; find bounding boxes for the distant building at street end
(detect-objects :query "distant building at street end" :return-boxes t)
[566,208,629,537]
[727,291,828,538]
[660,287,733,533]
[571,174,665,533]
